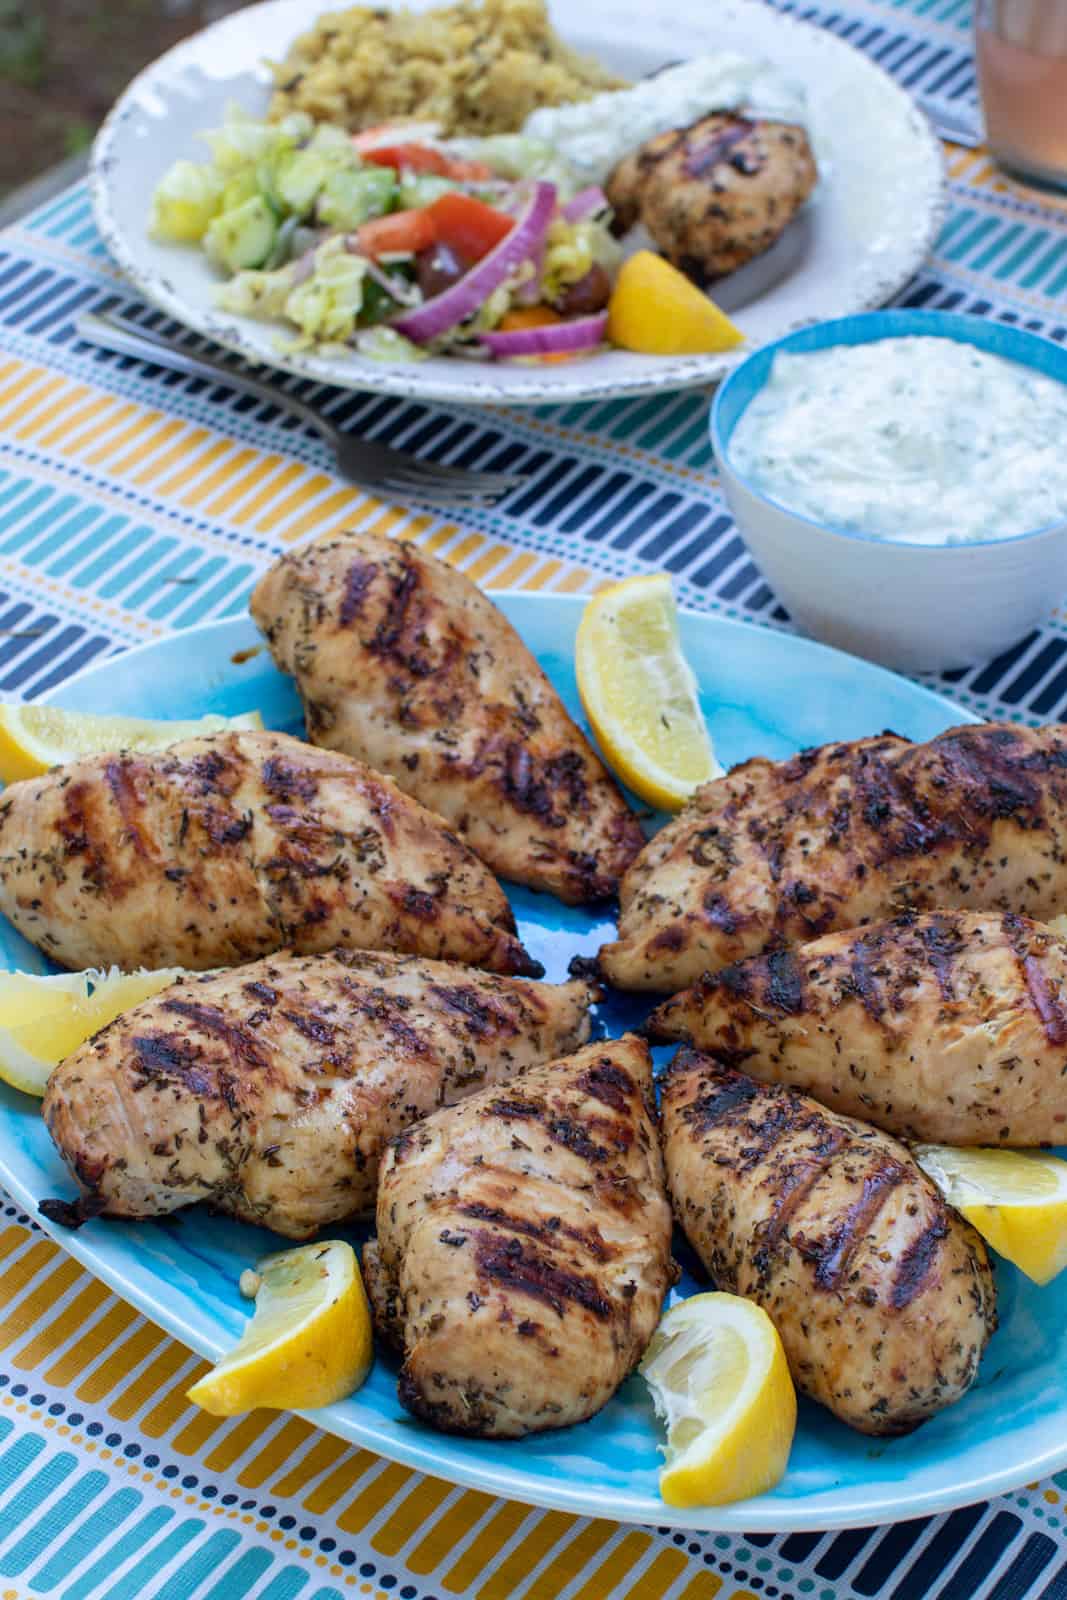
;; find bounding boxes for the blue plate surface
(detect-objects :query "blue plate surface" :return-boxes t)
[0,597,1055,1531]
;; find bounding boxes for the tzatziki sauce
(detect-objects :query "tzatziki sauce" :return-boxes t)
[727,336,1067,545]
[523,53,809,187]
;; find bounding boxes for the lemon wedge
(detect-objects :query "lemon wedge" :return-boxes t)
[187,1241,373,1416]
[576,573,722,810]
[640,1292,796,1507]
[914,1144,1067,1285]
[0,705,264,783]
[0,966,185,1096]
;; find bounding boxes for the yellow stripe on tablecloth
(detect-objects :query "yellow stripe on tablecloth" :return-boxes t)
[371,1475,453,1558]
[110,1340,192,1423]
[0,1256,80,1354]
[0,364,57,420]
[676,1573,724,1600]
[255,473,335,533]
[406,1489,496,1576]
[622,1548,689,1599]
[76,1321,165,1403]
[302,1447,378,1513]
[556,566,592,594]
[464,544,513,583]
[442,1500,532,1593]
[13,377,93,441]
[228,461,306,523]
[0,1240,59,1329]
[105,415,190,476]
[521,1521,616,1600]
[46,1301,138,1388]
[238,1417,316,1488]
[64,401,157,464]
[270,1434,349,1500]
[82,409,183,471]
[472,1510,576,1600]
[172,1401,229,1456]
[202,1410,279,1472]
[35,393,129,452]
[153,437,236,497]
[487,550,537,589]
[129,426,214,486]
[526,558,561,590]
[140,1360,210,1438]
[12,1278,110,1373]
[419,523,464,555]
[179,447,262,509]
[279,485,365,543]
[0,1227,34,1269]
[571,1530,651,1599]
[338,1461,414,1534]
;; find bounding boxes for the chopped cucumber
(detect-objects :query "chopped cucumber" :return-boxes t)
[318,167,396,229]
[398,173,457,209]
[275,149,333,217]
[221,169,260,214]
[205,195,278,273]
[150,159,223,243]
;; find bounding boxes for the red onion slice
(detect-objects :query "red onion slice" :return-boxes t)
[562,186,609,223]
[479,311,608,359]
[391,181,557,344]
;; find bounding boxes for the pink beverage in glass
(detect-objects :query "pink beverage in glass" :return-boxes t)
[975,0,1067,190]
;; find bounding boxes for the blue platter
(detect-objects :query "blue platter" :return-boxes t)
[0,595,1055,1531]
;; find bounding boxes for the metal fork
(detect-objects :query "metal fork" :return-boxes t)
[74,312,525,507]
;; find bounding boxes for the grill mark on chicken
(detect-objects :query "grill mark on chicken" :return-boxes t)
[369,562,423,667]
[132,1033,215,1096]
[426,984,523,1038]
[799,1160,906,1290]
[891,1215,949,1308]
[486,1093,618,1164]
[915,915,962,1002]
[684,116,756,177]
[473,1233,614,1321]
[455,1201,618,1261]
[576,1061,634,1111]
[764,949,805,1014]
[682,1072,760,1128]
[339,560,379,626]
[753,1125,848,1274]
[160,998,272,1071]
[104,760,151,859]
[1003,911,1067,1045]
[847,937,885,1020]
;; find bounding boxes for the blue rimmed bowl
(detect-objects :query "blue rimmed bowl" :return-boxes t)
[710,309,1067,673]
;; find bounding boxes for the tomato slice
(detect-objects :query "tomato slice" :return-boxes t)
[355,209,438,259]
[363,143,452,176]
[426,193,514,264]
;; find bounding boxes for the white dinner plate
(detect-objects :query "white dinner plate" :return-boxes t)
[89,0,945,405]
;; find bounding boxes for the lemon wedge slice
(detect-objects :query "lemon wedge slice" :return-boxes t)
[640,1292,796,1507]
[576,574,722,811]
[914,1144,1067,1285]
[0,966,185,1096]
[0,705,264,783]
[187,1241,373,1416]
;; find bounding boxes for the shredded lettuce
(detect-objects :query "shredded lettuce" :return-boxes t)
[542,216,621,301]
[356,326,428,362]
[448,135,581,200]
[283,237,369,342]
[150,160,224,243]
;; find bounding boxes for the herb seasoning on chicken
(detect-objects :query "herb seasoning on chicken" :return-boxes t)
[0,729,537,976]
[44,950,594,1239]
[606,112,818,282]
[661,1050,997,1436]
[601,721,1067,993]
[364,1034,674,1437]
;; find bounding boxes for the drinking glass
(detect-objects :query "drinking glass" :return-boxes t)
[975,0,1067,191]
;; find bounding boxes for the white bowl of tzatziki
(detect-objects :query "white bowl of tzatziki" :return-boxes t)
[711,309,1067,673]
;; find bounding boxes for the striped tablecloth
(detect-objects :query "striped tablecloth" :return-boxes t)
[4,3,1067,1597]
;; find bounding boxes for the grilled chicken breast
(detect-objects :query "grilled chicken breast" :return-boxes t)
[662,1050,996,1435]
[606,113,818,282]
[601,722,1067,993]
[250,531,644,904]
[43,950,592,1238]
[0,729,536,976]
[363,1035,673,1437]
[652,911,1067,1146]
